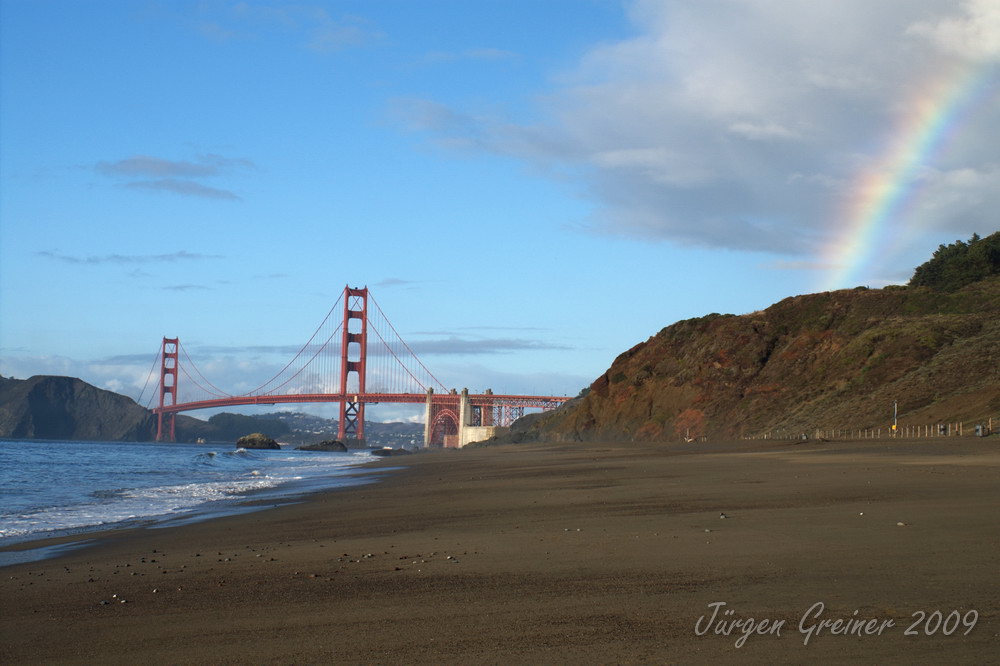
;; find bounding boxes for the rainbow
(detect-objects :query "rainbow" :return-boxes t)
[820,63,994,290]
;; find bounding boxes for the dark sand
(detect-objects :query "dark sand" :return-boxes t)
[2,438,998,664]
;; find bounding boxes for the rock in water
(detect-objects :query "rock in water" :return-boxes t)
[295,440,347,452]
[369,448,412,457]
[236,433,280,450]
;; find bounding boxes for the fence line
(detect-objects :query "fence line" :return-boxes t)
[744,416,997,441]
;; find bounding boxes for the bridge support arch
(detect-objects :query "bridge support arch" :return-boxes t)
[422,387,500,448]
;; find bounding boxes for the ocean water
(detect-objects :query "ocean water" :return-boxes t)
[0,439,376,550]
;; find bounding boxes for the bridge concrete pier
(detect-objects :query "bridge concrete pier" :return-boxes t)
[422,387,498,448]
[456,388,498,447]
[423,388,434,447]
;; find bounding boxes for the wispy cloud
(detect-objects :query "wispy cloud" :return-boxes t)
[423,48,519,64]
[198,153,256,170]
[94,153,253,200]
[191,344,310,356]
[37,250,223,265]
[458,325,550,332]
[375,277,417,288]
[188,336,570,358]
[162,284,212,291]
[123,178,241,200]
[96,156,214,178]
[401,336,570,355]
[763,260,844,271]
[98,353,161,365]
[308,20,371,53]
[96,153,254,178]
[195,3,382,53]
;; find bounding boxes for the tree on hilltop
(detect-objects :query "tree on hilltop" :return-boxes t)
[909,231,1000,291]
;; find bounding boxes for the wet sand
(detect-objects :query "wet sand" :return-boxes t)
[2,438,998,664]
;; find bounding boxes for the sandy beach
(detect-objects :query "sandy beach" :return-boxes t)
[2,438,998,664]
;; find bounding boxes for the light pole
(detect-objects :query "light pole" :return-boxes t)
[892,400,898,438]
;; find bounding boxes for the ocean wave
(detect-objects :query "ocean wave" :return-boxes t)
[193,452,218,465]
[226,448,259,460]
[193,448,262,467]
[0,441,377,544]
[89,488,129,500]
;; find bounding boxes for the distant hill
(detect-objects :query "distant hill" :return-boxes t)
[257,412,423,447]
[0,375,156,441]
[500,272,1000,444]
[7,235,998,446]
[0,376,422,445]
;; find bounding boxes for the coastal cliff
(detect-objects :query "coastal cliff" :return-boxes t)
[500,239,1000,443]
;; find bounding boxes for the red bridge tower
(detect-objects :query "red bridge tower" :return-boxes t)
[156,337,179,441]
[338,286,368,442]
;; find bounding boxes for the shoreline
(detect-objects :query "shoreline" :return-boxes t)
[0,445,393,563]
[2,438,997,663]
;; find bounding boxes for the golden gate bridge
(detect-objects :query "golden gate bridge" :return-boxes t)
[146,286,570,446]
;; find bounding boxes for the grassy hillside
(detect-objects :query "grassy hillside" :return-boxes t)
[508,275,1000,442]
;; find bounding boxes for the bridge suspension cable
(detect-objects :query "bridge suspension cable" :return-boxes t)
[244,291,346,397]
[155,287,455,404]
[179,342,231,398]
[367,293,449,394]
[151,284,571,443]
[137,346,163,409]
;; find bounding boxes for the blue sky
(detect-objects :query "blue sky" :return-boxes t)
[2,0,998,422]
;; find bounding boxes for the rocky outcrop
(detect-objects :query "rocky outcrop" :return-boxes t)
[236,432,280,449]
[0,375,155,441]
[295,439,347,452]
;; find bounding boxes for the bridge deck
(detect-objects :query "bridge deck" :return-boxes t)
[153,393,571,414]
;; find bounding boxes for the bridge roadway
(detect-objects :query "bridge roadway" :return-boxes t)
[152,392,569,414]
[154,391,570,446]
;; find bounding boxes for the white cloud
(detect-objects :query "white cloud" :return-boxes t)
[908,0,1000,61]
[590,148,715,186]
[727,122,800,141]
[0,355,161,406]
[910,165,1000,226]
[395,0,999,263]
